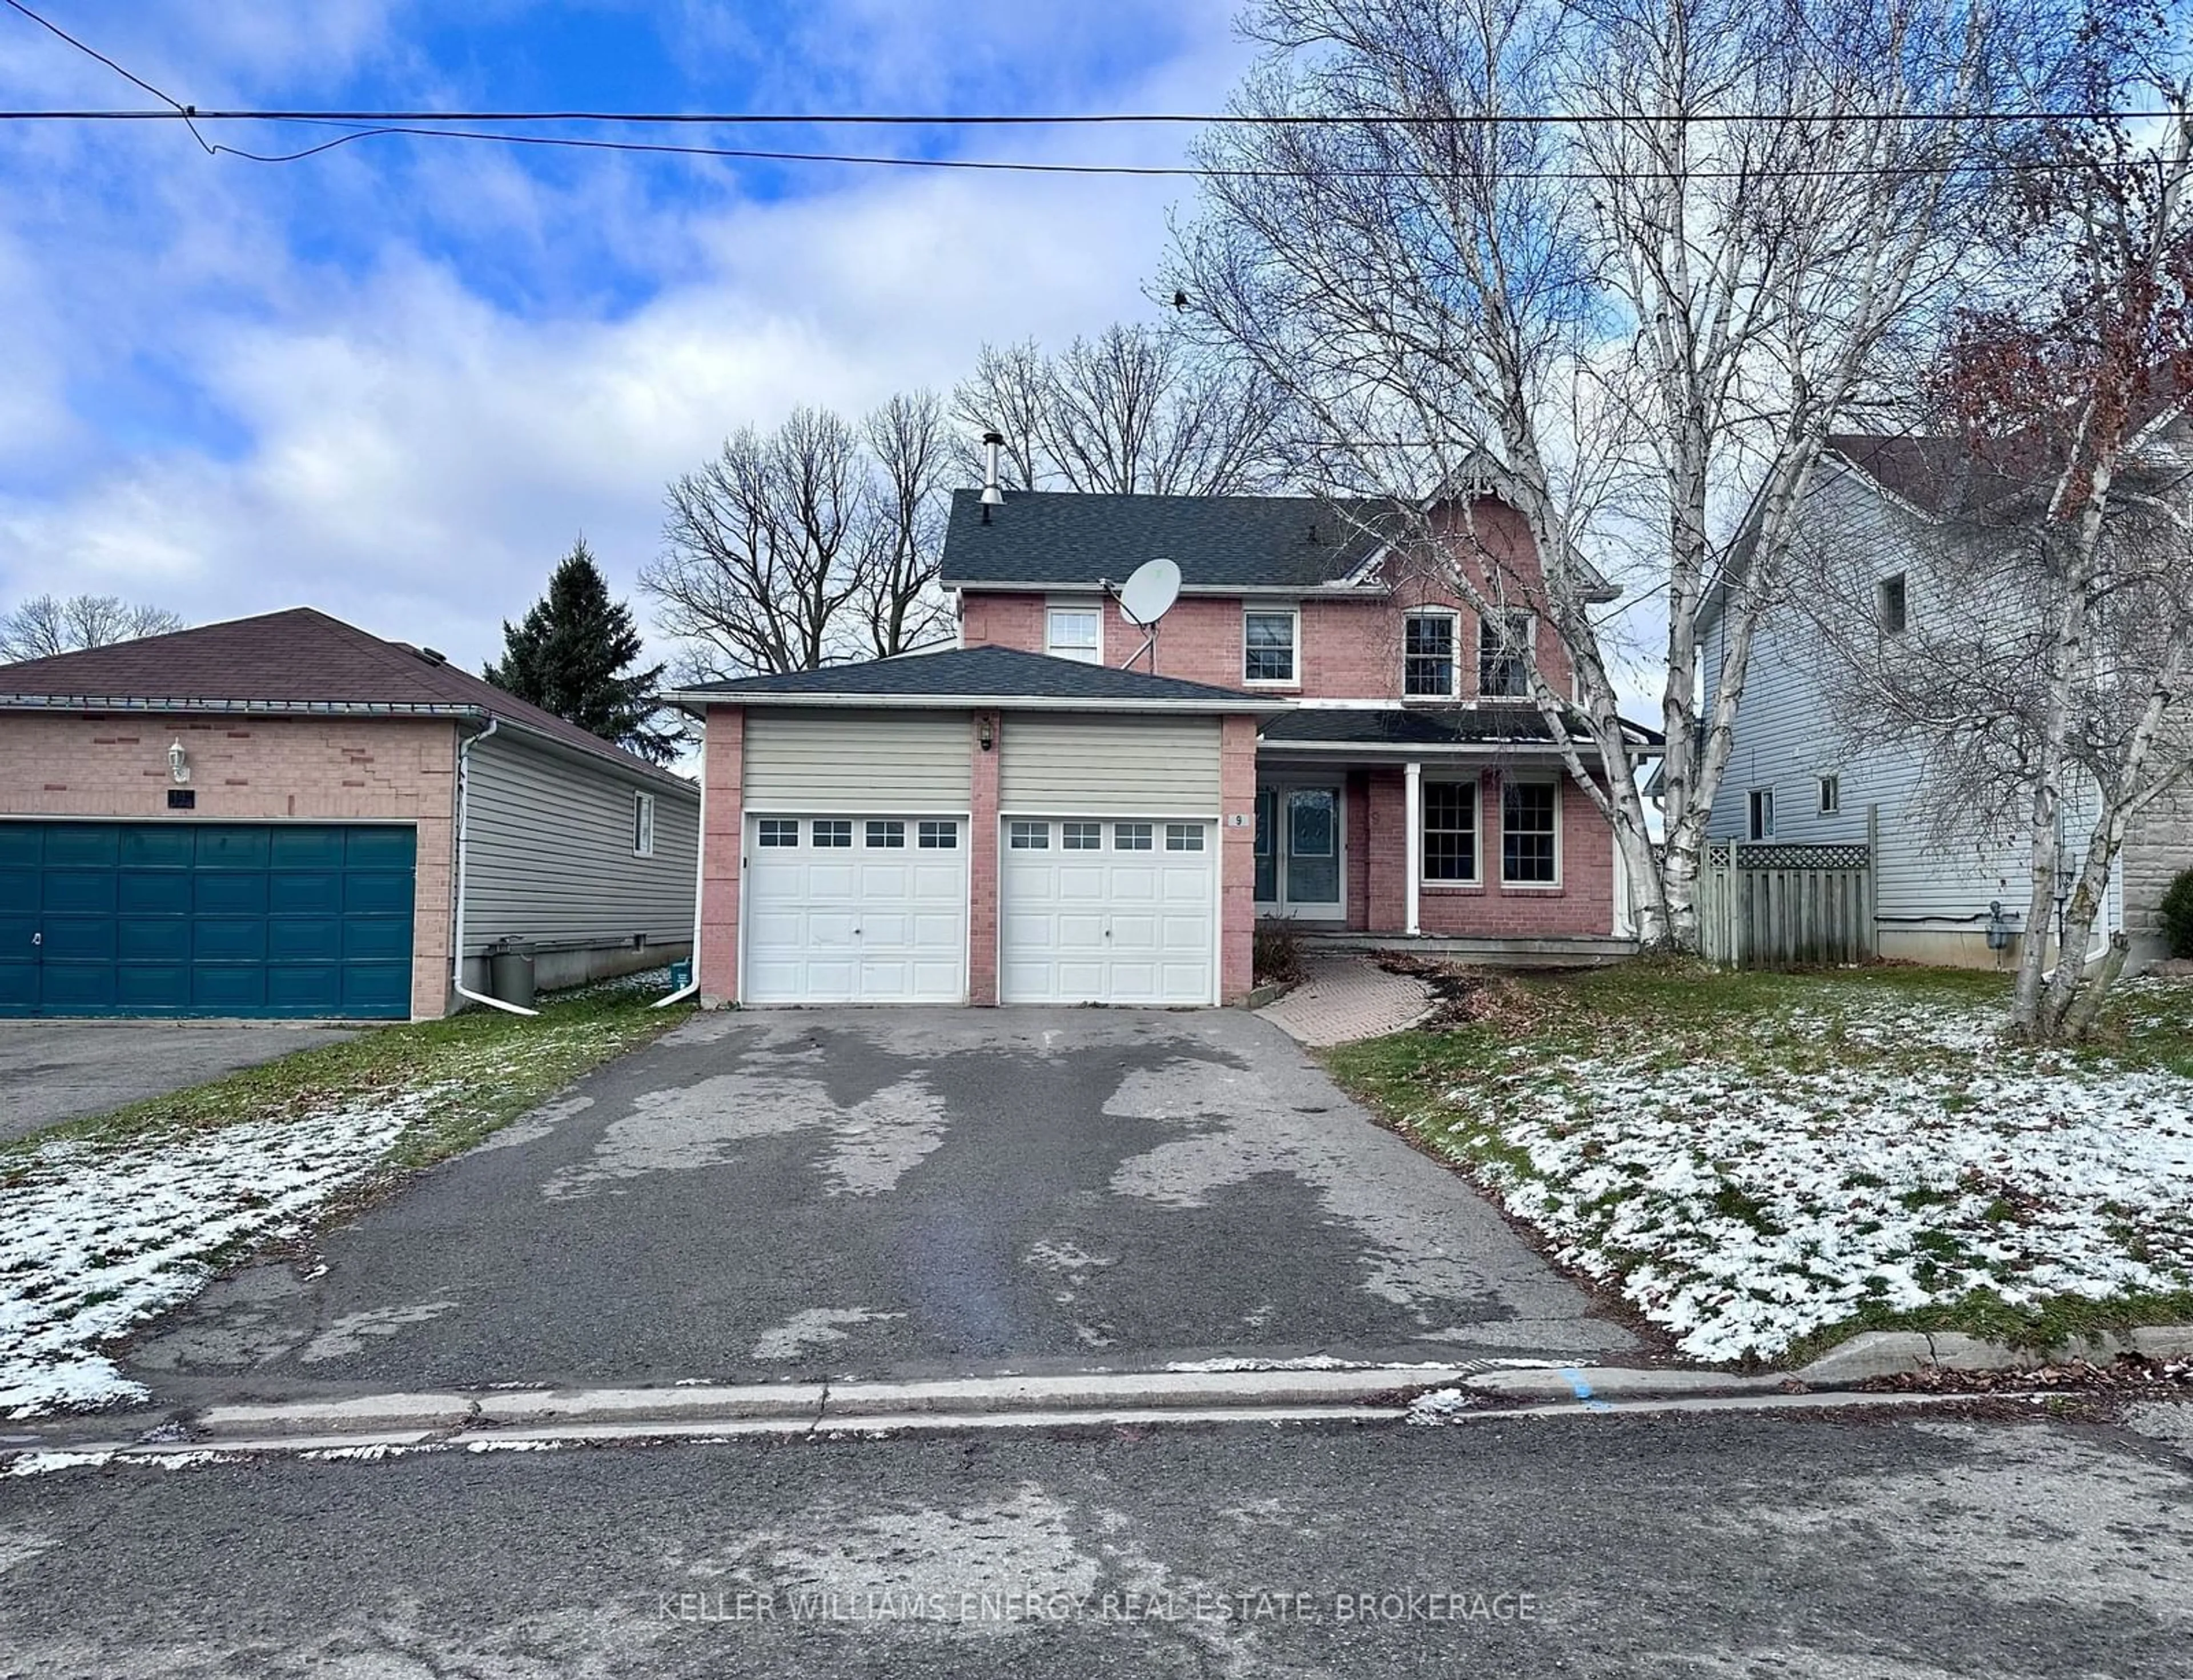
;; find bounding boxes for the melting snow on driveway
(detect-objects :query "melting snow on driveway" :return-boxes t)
[1,1096,428,1418]
[1448,998,2193,1364]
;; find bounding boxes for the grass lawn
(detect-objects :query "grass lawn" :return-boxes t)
[2,986,688,1417]
[1324,962,2193,1369]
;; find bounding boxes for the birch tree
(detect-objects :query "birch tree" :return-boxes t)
[1798,51,2193,1041]
[1167,0,2065,951]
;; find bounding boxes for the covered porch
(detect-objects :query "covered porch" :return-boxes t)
[1253,708,1646,942]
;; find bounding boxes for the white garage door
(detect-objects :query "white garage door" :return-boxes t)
[999,817,1218,1006]
[744,815,967,1004]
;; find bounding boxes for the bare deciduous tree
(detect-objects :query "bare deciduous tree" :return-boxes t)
[949,322,1286,495]
[1167,0,2067,952]
[0,594,185,661]
[644,395,953,680]
[1799,52,2193,1041]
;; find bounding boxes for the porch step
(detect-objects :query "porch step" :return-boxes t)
[1299,933,1639,970]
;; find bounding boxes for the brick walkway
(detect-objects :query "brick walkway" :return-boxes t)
[1255,952,1433,1048]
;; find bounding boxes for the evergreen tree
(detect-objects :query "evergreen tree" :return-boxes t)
[485,540,681,764]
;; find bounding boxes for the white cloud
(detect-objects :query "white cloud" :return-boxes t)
[0,1,1256,668]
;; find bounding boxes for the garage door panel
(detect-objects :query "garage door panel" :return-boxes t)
[2,822,416,1020]
[1000,817,1215,1007]
[196,873,267,915]
[119,827,194,868]
[42,918,115,962]
[744,814,966,1004]
[43,871,116,915]
[120,920,192,963]
[270,873,344,916]
[114,965,188,1011]
[343,871,413,916]
[196,830,270,870]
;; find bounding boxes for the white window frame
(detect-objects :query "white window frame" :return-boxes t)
[1114,822,1154,851]
[632,791,657,858]
[1818,775,1841,816]
[1164,822,1206,852]
[1877,573,1909,635]
[1421,777,1482,885]
[1498,776,1562,889]
[1242,607,1301,688]
[1402,608,1461,700]
[1009,820,1050,850]
[1748,787,1776,841]
[1046,600,1103,664]
[1062,821,1103,851]
[757,817,798,848]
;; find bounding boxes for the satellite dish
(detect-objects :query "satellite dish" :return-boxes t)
[1116,557,1181,628]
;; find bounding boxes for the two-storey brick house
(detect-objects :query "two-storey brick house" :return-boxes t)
[676,488,1653,1011]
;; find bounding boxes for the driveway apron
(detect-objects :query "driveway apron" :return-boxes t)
[126,1008,1633,1402]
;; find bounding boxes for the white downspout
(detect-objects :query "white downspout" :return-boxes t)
[453,717,539,1017]
[654,708,708,1008]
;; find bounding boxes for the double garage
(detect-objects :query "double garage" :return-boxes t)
[690,650,1261,1010]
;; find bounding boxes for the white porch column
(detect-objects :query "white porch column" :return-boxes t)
[1403,759,1423,937]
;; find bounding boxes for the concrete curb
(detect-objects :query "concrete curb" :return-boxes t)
[191,1366,1476,1441]
[1790,1324,2193,1388]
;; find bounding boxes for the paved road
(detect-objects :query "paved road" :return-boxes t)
[3,1405,2189,1677]
[125,1007,1632,1407]
[0,1022,359,1144]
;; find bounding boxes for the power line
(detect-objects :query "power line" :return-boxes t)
[0,105,2175,128]
[2,0,2179,182]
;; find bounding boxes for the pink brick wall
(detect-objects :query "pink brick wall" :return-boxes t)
[0,713,459,1018]
[958,495,1575,701]
[1363,767,1614,937]
[969,710,1001,1004]
[1219,715,1259,1003]
[697,705,744,1006]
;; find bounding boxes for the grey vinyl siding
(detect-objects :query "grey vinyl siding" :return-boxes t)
[463,731,698,956]
[1702,464,2131,937]
[999,714,1221,815]
[744,709,971,809]
[2127,780,2193,952]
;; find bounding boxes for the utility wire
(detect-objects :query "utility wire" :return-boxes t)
[1,0,2178,180]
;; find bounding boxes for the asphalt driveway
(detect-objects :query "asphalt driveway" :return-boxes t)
[127,1008,1633,1404]
[0,1021,359,1144]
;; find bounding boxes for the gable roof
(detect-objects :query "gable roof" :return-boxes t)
[0,606,686,786]
[670,644,1282,712]
[939,489,1392,592]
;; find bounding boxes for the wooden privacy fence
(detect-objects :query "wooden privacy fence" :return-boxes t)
[1697,839,1878,969]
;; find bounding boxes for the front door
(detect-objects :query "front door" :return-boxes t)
[1254,783,1343,920]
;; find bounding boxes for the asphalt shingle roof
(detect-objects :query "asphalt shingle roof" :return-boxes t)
[0,606,683,782]
[1261,707,1664,749]
[676,644,1270,706]
[938,489,1392,590]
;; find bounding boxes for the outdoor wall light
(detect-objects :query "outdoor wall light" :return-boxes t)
[978,717,995,751]
[167,739,190,783]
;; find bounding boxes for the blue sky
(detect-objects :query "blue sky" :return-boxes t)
[0,1,1251,669]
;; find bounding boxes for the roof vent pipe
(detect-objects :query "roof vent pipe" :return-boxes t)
[979,431,1005,522]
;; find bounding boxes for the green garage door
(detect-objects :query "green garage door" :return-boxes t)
[0,822,416,1020]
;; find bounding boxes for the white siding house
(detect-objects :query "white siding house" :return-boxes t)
[1702,455,2139,970]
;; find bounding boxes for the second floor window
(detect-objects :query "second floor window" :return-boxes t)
[1047,605,1101,663]
[1244,609,1298,684]
[1403,610,1459,698]
[1479,610,1533,699]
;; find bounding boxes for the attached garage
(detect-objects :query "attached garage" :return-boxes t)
[674,645,1272,1010]
[0,821,416,1019]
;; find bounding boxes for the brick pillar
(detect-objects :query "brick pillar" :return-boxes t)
[698,705,744,1007]
[1220,713,1259,1004]
[969,709,1001,1004]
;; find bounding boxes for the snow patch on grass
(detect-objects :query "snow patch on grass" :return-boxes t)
[1,1095,429,1418]
[1437,998,2193,1364]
